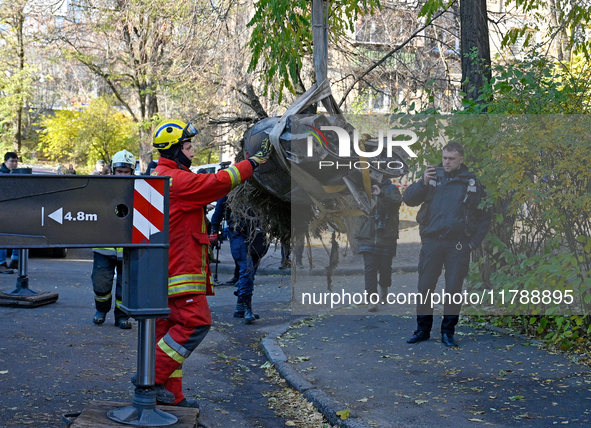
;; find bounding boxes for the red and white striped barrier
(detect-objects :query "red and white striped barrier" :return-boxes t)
[132,178,165,244]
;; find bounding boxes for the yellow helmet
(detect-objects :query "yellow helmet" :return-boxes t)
[153,119,198,151]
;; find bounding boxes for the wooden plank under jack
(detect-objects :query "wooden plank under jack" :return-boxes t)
[0,290,59,308]
[67,401,199,428]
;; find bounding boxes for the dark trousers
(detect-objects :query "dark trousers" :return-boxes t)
[228,230,268,299]
[362,252,394,297]
[416,238,471,335]
[91,252,126,319]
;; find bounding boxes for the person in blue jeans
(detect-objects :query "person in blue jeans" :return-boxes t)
[1,152,19,274]
[211,195,269,324]
[0,249,18,274]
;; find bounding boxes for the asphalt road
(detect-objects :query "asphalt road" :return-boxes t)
[0,249,299,428]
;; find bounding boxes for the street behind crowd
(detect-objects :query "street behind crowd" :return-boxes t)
[1,233,590,427]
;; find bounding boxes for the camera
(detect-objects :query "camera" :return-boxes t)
[219,161,231,170]
[435,167,445,179]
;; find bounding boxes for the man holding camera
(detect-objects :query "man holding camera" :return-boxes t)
[402,142,491,347]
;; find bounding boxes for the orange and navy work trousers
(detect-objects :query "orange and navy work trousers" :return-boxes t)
[155,294,211,404]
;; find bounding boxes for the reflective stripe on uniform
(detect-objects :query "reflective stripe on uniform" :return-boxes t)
[221,166,241,190]
[115,299,122,308]
[93,248,117,257]
[170,369,182,378]
[95,292,112,302]
[164,333,192,359]
[168,271,207,295]
[168,283,207,295]
[168,273,206,286]
[200,243,208,276]
[157,335,189,364]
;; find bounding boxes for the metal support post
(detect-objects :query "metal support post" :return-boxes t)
[137,318,156,387]
[212,244,221,285]
[6,249,38,296]
[107,318,177,426]
[1,175,176,421]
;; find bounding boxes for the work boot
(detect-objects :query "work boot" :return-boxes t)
[234,296,260,319]
[225,276,238,285]
[131,374,175,404]
[115,317,132,329]
[0,263,14,274]
[7,260,18,270]
[379,286,389,305]
[243,295,257,324]
[279,259,291,269]
[233,296,246,318]
[368,291,379,312]
[175,398,200,408]
[93,311,108,325]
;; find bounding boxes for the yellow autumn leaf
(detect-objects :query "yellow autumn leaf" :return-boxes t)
[336,409,350,420]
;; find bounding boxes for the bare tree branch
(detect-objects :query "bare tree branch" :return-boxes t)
[337,6,453,108]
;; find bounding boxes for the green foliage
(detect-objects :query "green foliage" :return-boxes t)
[247,0,381,102]
[0,63,34,149]
[0,0,35,153]
[461,53,591,114]
[417,0,455,21]
[38,96,139,166]
[193,146,219,166]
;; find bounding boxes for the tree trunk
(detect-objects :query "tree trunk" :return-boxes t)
[548,0,564,61]
[138,86,158,173]
[12,10,25,154]
[460,0,491,102]
[312,0,328,85]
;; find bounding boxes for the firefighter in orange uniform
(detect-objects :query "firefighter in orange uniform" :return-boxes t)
[151,119,273,407]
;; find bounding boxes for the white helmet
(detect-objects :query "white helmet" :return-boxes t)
[111,150,136,173]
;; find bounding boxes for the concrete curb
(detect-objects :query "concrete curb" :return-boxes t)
[260,322,374,428]
[261,318,546,427]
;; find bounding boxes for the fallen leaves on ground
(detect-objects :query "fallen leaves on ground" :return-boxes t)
[508,395,525,401]
[262,363,336,428]
[336,409,350,420]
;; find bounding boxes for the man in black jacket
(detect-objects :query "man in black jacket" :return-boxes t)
[402,142,491,347]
